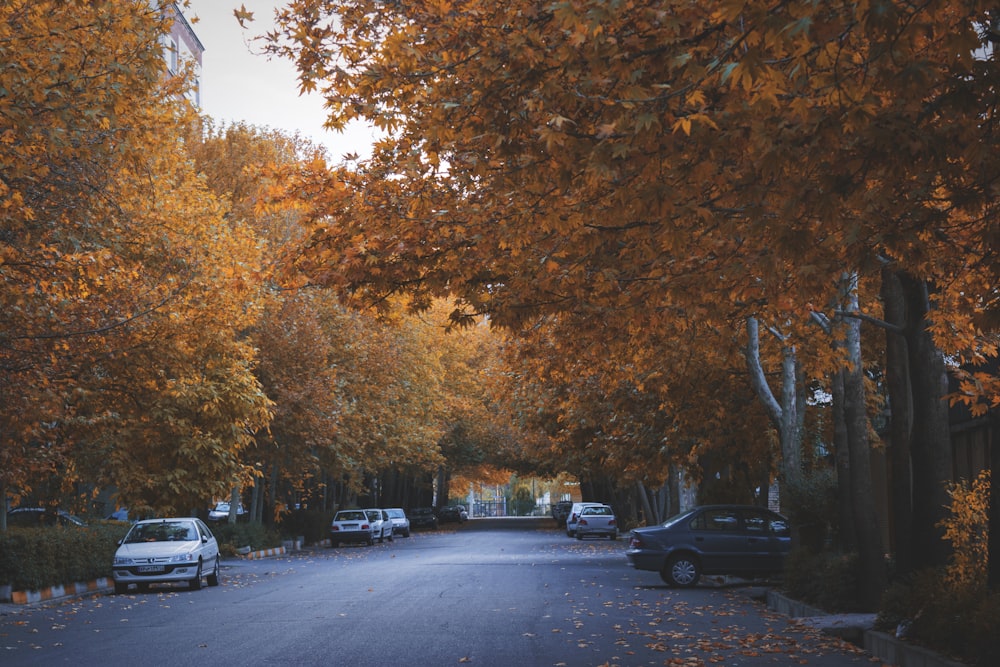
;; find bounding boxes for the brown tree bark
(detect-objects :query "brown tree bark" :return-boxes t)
[881,267,914,574]
[899,272,953,570]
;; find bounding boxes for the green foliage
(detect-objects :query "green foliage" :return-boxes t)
[509,485,536,516]
[0,523,129,591]
[275,509,335,545]
[209,522,281,556]
[783,548,861,613]
[781,467,838,551]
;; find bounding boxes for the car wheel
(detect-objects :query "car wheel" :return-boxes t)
[190,561,203,590]
[576,531,584,540]
[662,553,701,588]
[403,529,410,537]
[114,581,129,595]
[387,530,394,542]
[609,533,616,540]
[207,557,220,586]
[367,535,374,546]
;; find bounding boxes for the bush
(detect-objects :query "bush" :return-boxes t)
[783,547,862,612]
[208,521,281,556]
[876,569,997,666]
[873,470,996,666]
[275,509,334,545]
[0,522,129,591]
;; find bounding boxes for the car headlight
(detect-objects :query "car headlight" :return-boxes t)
[171,553,195,563]
[114,556,134,566]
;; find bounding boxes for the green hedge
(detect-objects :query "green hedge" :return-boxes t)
[275,509,334,545]
[1,520,286,591]
[0,522,129,591]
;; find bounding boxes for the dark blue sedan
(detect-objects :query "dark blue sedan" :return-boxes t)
[626,504,791,587]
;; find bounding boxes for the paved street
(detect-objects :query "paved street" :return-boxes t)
[0,518,877,666]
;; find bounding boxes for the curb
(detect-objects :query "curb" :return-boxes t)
[3,547,291,605]
[9,577,111,605]
[244,546,286,560]
[766,591,967,667]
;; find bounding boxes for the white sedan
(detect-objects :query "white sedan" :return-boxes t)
[112,518,221,594]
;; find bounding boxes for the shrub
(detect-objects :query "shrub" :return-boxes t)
[208,521,281,556]
[275,509,334,545]
[874,470,996,666]
[783,547,861,612]
[0,522,129,591]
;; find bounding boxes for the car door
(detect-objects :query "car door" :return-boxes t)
[687,507,745,572]
[737,508,790,572]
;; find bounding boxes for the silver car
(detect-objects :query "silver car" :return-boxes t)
[112,518,221,594]
[384,508,410,537]
[574,504,618,540]
[364,508,394,543]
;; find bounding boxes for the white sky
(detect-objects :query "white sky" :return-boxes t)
[183,0,376,162]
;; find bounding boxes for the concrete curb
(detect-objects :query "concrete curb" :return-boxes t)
[244,546,286,559]
[9,577,111,605]
[767,591,967,667]
[2,546,290,604]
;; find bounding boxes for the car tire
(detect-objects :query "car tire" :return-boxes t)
[114,581,129,595]
[207,557,220,586]
[403,529,410,537]
[330,539,339,548]
[387,530,394,542]
[609,533,616,540]
[576,531,584,540]
[367,535,374,546]
[190,561,203,590]
[662,553,701,588]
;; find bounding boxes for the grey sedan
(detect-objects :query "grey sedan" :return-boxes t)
[626,505,790,587]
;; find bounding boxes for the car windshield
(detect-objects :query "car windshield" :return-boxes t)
[386,509,403,518]
[583,506,612,515]
[336,511,366,521]
[126,521,197,543]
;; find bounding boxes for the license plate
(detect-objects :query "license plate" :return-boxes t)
[138,565,164,573]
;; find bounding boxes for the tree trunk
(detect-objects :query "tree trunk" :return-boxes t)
[636,480,655,526]
[745,317,804,488]
[881,267,914,574]
[989,413,999,591]
[899,272,953,569]
[841,276,886,609]
[832,368,857,553]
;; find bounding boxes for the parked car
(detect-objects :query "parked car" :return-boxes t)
[112,517,220,594]
[551,500,573,526]
[574,504,618,540]
[330,509,378,546]
[625,504,791,587]
[6,507,87,527]
[364,508,394,543]
[437,504,468,523]
[207,501,246,521]
[566,502,604,537]
[409,507,438,530]
[385,508,410,537]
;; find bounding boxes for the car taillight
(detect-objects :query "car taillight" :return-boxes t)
[578,519,588,526]
[609,519,616,526]
[331,526,340,531]
[629,534,644,548]
[362,524,370,529]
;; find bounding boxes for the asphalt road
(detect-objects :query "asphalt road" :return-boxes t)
[0,518,877,666]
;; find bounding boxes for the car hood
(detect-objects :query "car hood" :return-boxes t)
[116,541,201,558]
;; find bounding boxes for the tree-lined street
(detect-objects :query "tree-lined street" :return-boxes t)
[1,520,873,667]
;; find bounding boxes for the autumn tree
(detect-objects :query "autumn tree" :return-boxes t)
[263,0,999,584]
[1,0,272,523]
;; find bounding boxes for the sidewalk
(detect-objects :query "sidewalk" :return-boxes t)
[766,590,968,667]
